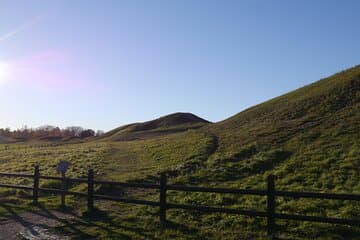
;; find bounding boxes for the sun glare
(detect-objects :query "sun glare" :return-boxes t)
[0,62,9,84]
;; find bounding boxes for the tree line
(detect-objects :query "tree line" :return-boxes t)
[0,125,104,141]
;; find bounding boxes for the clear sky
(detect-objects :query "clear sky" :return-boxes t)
[0,0,359,131]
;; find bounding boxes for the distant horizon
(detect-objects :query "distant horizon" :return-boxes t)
[1,1,360,131]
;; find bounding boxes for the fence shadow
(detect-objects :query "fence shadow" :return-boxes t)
[0,203,164,239]
[0,203,93,239]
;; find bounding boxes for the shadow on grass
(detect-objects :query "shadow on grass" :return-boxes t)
[57,208,201,239]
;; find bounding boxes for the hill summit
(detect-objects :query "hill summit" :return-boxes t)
[129,112,210,131]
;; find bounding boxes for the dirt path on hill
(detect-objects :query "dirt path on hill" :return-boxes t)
[0,207,76,240]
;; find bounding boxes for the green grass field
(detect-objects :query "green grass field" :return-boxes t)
[0,65,359,239]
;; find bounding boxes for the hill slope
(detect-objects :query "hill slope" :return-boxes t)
[198,65,360,189]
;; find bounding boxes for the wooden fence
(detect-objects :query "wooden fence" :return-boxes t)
[0,166,359,239]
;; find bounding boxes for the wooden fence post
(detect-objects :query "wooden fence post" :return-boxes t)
[159,173,167,226]
[267,174,276,239]
[33,165,39,205]
[87,169,94,214]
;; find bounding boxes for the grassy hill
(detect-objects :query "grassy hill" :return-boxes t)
[0,66,359,239]
[102,112,210,141]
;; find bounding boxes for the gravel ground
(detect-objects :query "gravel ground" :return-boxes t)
[0,210,74,240]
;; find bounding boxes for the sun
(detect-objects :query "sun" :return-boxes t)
[0,62,9,84]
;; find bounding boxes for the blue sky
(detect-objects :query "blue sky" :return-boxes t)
[0,0,359,131]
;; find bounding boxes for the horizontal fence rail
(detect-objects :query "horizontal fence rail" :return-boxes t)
[275,190,360,201]
[39,175,88,183]
[94,180,160,189]
[93,194,160,207]
[275,213,360,226]
[0,183,33,190]
[39,188,88,197]
[0,166,359,239]
[0,172,34,178]
[167,203,267,217]
[167,184,268,195]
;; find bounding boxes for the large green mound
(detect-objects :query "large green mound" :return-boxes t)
[103,112,210,141]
